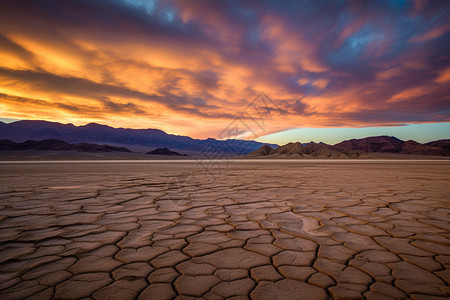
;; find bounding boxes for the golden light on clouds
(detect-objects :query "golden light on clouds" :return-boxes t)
[0,0,449,139]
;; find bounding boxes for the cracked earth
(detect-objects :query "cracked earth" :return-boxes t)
[0,161,449,299]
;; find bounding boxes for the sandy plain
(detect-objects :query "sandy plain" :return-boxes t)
[0,160,449,299]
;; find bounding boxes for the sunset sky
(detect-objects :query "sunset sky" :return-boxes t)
[0,0,449,143]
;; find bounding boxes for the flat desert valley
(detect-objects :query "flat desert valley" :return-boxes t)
[0,160,449,299]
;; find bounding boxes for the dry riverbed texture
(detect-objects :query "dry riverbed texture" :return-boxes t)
[0,161,449,299]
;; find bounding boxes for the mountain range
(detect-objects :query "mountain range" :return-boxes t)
[247,136,450,158]
[0,139,132,152]
[1,120,448,158]
[146,148,188,156]
[0,120,276,156]
[247,142,370,158]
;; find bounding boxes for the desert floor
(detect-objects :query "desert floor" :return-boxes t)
[0,161,449,299]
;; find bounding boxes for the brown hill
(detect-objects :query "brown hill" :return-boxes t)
[246,144,276,156]
[146,148,187,156]
[334,136,403,153]
[247,142,371,159]
[0,139,132,152]
[425,139,450,148]
[335,136,450,156]
[400,140,445,155]
[424,139,450,155]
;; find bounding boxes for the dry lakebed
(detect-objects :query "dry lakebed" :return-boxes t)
[0,160,449,299]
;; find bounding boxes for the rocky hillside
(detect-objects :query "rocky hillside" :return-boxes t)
[146,148,188,156]
[334,136,450,156]
[248,136,450,159]
[334,136,404,153]
[247,142,370,159]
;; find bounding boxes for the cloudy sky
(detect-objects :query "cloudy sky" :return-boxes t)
[0,0,449,142]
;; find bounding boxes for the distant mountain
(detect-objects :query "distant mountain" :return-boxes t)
[400,140,445,156]
[425,139,450,152]
[248,136,450,159]
[0,139,132,152]
[246,142,370,159]
[0,120,277,156]
[250,144,277,156]
[334,136,450,156]
[147,148,187,156]
[334,136,404,153]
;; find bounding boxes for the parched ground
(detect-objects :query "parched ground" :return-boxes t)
[0,161,448,299]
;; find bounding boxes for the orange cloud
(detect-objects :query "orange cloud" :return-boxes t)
[435,68,450,83]
[410,23,450,43]
[260,14,328,73]
[390,86,431,102]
